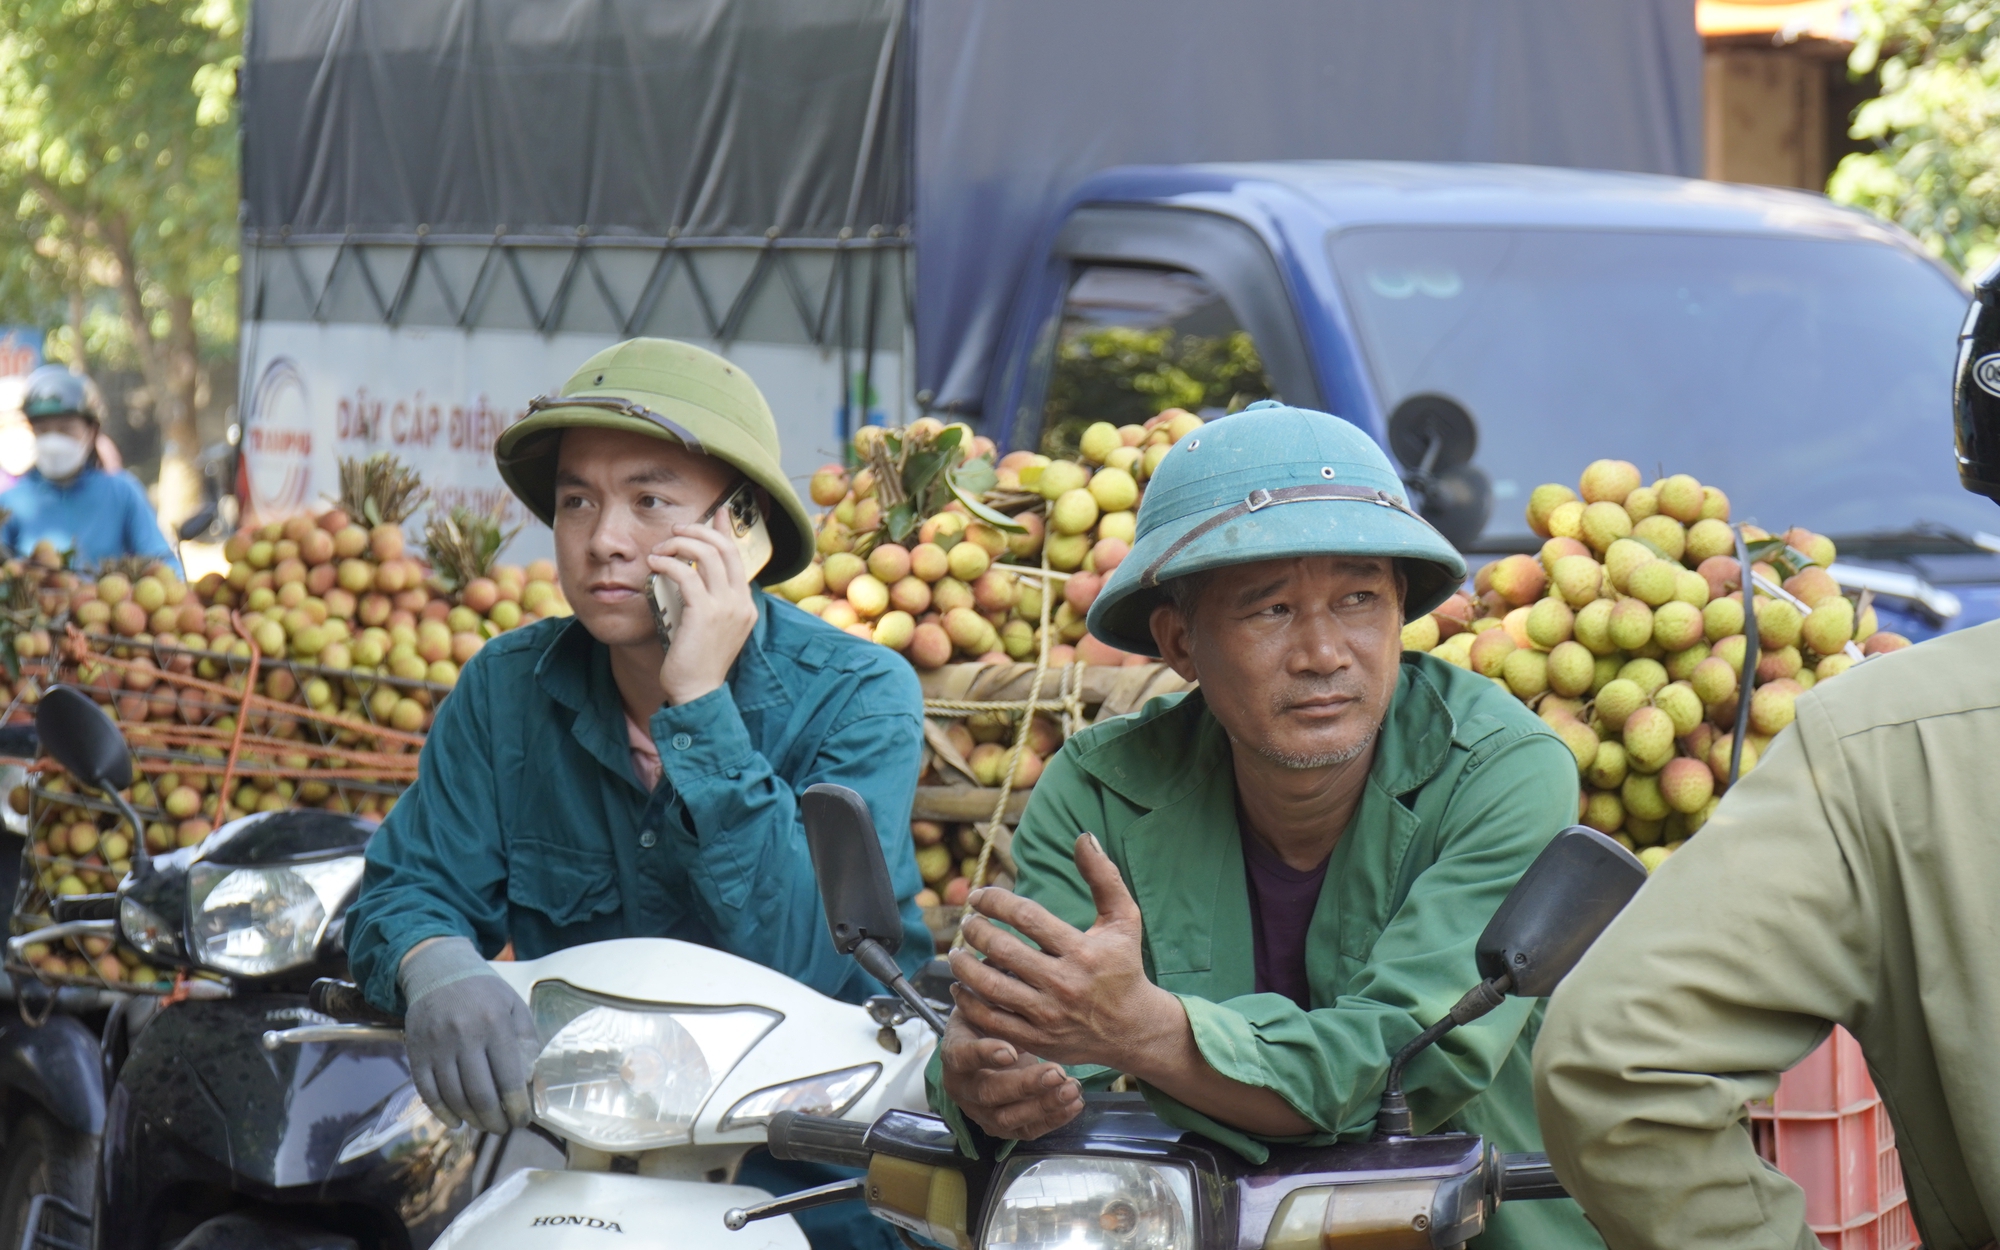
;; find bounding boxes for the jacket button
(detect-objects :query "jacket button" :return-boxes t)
[671,732,693,750]
[639,830,658,849]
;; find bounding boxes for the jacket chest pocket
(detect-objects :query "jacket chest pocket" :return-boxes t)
[506,837,622,929]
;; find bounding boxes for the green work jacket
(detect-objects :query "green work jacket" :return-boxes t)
[935,653,1602,1250]
[1535,620,2000,1250]
[345,596,932,1014]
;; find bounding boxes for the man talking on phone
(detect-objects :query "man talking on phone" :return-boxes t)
[346,338,930,1250]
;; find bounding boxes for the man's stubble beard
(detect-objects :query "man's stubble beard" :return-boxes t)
[1234,719,1381,771]
[1233,675,1385,770]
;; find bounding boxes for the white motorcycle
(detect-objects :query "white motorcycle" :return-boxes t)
[269,784,946,1250]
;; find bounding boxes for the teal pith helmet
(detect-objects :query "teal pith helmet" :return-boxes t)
[1086,401,1468,656]
[495,338,814,584]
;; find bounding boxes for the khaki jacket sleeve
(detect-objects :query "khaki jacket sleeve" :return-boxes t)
[1533,696,1878,1250]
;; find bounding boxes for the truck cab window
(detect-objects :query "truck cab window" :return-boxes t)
[1040,264,1274,457]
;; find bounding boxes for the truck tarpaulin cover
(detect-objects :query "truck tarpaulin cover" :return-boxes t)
[915,0,1702,413]
[244,0,1698,418]
[242,0,908,240]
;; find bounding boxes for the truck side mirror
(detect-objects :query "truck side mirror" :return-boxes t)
[36,685,132,793]
[801,783,904,959]
[1477,826,1648,997]
[1388,393,1492,548]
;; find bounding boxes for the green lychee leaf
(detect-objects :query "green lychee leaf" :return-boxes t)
[1629,535,1673,561]
[951,457,998,496]
[946,469,1026,533]
[902,447,955,509]
[885,502,919,545]
[1742,538,1811,582]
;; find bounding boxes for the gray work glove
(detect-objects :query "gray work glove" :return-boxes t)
[399,937,542,1136]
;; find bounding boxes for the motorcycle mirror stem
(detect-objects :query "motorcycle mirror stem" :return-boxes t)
[1374,826,1645,1138]
[35,684,152,879]
[802,783,948,1037]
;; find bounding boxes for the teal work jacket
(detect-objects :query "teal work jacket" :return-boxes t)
[934,654,1602,1250]
[346,595,933,1013]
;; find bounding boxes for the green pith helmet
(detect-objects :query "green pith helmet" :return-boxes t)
[495,338,814,584]
[1087,401,1468,656]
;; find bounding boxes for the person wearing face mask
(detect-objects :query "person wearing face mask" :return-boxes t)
[2,364,176,570]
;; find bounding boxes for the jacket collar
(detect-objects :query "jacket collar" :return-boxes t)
[1074,655,1457,812]
[532,593,793,721]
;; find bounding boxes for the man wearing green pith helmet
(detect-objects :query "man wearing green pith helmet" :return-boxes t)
[346,338,931,1250]
[930,402,1603,1249]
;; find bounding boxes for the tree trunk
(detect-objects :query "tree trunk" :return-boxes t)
[155,292,203,532]
[99,215,201,535]
[67,288,87,377]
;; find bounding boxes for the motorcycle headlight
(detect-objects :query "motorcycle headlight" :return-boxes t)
[985,1158,1194,1250]
[719,1063,881,1130]
[119,895,182,960]
[186,856,365,977]
[529,980,778,1152]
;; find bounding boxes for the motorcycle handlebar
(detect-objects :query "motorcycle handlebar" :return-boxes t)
[768,1111,872,1169]
[1495,1152,1566,1202]
[310,977,404,1027]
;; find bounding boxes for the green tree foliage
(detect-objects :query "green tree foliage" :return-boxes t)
[0,0,242,516]
[1828,0,2000,274]
[1040,326,1273,457]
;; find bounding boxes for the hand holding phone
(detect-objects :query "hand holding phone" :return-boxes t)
[646,481,771,706]
[650,480,772,650]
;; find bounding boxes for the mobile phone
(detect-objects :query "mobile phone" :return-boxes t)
[650,480,773,650]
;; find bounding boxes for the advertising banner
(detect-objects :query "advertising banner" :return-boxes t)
[239,321,900,564]
[0,327,43,378]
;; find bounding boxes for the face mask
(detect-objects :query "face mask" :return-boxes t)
[33,433,87,480]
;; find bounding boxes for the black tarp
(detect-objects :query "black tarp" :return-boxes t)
[244,0,1701,408]
[242,0,908,239]
[913,0,1704,411]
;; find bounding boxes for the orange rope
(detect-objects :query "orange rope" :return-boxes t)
[217,612,264,815]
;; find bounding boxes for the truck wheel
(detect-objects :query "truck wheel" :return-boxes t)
[0,1110,94,1250]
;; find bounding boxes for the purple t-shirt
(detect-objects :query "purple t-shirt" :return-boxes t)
[1241,827,1331,1010]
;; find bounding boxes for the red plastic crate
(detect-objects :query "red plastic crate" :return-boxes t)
[1748,1028,1916,1250]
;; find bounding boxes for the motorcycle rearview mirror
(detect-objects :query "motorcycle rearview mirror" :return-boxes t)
[1476,824,1651,996]
[1375,826,1645,1137]
[802,784,948,1036]
[177,500,219,543]
[36,684,149,875]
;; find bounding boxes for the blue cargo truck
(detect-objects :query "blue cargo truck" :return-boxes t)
[240,0,1992,633]
[986,161,1992,636]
